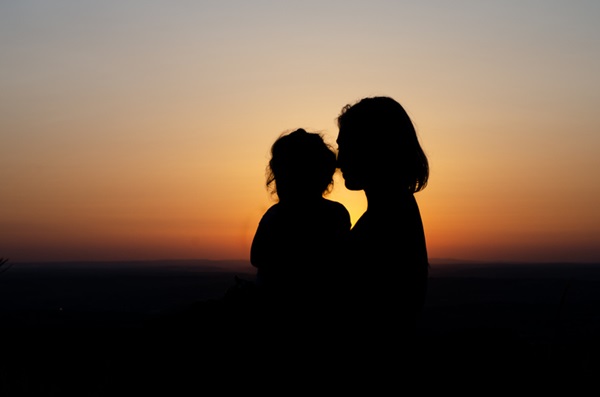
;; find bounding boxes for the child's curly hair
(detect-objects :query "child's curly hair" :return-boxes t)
[266,128,337,200]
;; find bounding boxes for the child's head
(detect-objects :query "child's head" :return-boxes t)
[266,128,337,201]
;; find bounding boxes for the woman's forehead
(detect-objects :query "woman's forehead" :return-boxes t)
[337,127,365,146]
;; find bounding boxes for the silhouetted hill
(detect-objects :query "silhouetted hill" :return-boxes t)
[2,259,599,329]
[1,259,599,392]
[0,259,255,329]
[428,260,600,279]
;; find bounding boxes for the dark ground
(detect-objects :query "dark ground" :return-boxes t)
[1,260,599,394]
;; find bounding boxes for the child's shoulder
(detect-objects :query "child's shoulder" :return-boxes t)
[321,197,347,209]
[262,202,283,215]
[321,198,351,217]
[260,201,300,221]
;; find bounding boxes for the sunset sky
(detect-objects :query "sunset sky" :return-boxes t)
[1,1,599,264]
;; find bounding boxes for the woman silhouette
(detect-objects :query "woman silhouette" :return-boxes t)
[336,96,429,338]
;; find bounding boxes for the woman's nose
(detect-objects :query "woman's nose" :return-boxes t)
[336,152,344,169]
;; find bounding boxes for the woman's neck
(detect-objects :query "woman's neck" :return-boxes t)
[364,187,410,211]
[279,195,323,205]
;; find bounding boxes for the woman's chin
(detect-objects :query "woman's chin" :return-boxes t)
[344,180,364,191]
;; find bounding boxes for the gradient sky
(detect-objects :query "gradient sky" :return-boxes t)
[1,1,599,263]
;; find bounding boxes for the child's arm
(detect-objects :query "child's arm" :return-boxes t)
[250,206,278,270]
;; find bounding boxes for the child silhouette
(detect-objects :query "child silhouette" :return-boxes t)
[250,128,351,323]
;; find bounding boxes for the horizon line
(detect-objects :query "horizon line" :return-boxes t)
[5,257,600,266]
